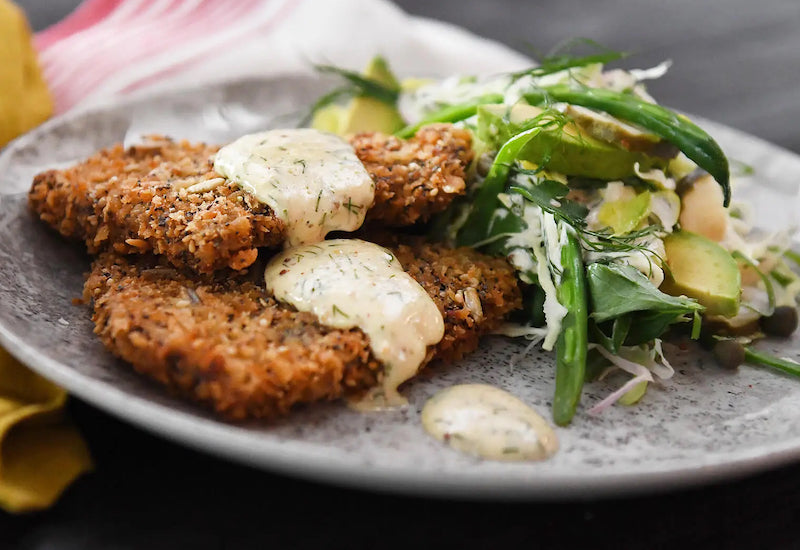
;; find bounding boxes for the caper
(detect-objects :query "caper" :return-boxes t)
[713,339,745,370]
[761,306,799,338]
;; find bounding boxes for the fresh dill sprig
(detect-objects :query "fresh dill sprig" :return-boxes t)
[301,63,400,126]
[509,169,666,260]
[344,197,362,215]
[511,38,627,82]
[313,64,399,104]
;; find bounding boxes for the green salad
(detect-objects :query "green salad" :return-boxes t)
[307,45,800,425]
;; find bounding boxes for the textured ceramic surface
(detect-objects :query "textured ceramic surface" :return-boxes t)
[1,76,800,499]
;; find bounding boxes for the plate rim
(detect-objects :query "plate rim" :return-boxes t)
[3,75,800,499]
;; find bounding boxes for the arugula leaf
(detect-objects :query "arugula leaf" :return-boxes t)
[587,263,704,345]
[592,311,679,350]
[590,316,632,354]
[611,315,632,351]
[587,263,703,323]
[625,309,693,345]
[509,175,589,227]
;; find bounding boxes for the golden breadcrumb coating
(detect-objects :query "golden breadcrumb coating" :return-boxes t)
[30,125,472,273]
[353,123,472,226]
[83,240,520,420]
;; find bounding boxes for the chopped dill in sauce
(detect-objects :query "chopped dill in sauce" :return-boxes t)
[213,129,374,246]
[265,239,445,409]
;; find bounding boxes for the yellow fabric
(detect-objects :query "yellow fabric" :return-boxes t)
[0,0,53,148]
[0,347,93,513]
[0,2,89,514]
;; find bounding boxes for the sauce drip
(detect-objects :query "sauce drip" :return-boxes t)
[264,239,445,408]
[422,384,559,461]
[214,129,374,246]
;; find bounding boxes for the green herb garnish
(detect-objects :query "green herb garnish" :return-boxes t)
[303,63,400,126]
[313,64,399,104]
[511,39,627,82]
[332,304,350,318]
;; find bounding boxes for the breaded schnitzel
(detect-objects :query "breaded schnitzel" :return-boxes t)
[29,124,472,273]
[84,240,520,420]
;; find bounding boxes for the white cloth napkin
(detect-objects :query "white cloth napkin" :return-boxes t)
[36,0,531,114]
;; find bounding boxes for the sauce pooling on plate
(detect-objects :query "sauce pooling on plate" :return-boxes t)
[422,384,559,461]
[214,129,374,246]
[264,239,445,408]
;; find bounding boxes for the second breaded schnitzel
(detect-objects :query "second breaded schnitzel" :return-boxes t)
[29,124,472,273]
[84,240,520,420]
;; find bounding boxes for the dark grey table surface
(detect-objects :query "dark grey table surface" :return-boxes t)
[4,1,800,548]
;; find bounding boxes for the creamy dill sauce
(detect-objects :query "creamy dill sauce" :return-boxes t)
[264,239,445,408]
[422,384,559,461]
[213,129,374,246]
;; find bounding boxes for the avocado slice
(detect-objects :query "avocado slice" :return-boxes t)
[660,231,741,317]
[401,77,435,92]
[310,56,405,135]
[339,56,404,134]
[310,104,345,134]
[478,103,660,180]
[564,105,679,159]
[597,190,651,235]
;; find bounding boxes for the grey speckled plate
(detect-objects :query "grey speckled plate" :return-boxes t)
[2,75,800,499]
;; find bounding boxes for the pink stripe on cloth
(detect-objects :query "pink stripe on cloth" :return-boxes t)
[49,1,255,106]
[34,0,119,51]
[121,0,302,95]
[34,0,302,113]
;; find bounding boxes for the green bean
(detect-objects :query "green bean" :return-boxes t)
[455,124,546,246]
[394,94,504,139]
[553,230,589,426]
[744,347,800,379]
[524,85,731,206]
